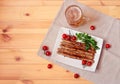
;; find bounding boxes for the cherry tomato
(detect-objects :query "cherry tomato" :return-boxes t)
[87,61,92,66]
[47,64,53,69]
[82,60,87,65]
[90,25,95,30]
[74,73,80,78]
[71,36,77,41]
[66,35,71,40]
[62,34,68,39]
[45,51,51,56]
[42,46,48,51]
[105,44,111,48]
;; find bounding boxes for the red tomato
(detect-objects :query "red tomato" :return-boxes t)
[90,25,95,30]
[42,46,48,51]
[66,35,71,40]
[47,64,53,69]
[74,73,80,78]
[71,36,77,41]
[82,60,87,65]
[87,61,92,66]
[62,34,68,39]
[105,44,111,48]
[45,51,51,56]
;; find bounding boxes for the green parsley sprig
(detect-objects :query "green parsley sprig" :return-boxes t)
[76,33,100,51]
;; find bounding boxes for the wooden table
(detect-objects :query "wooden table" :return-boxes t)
[0,0,120,84]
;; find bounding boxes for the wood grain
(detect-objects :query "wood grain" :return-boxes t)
[0,49,50,64]
[0,6,120,22]
[0,0,120,6]
[0,80,93,84]
[0,34,44,49]
[0,0,120,84]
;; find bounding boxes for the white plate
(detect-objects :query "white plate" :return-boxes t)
[52,27,103,72]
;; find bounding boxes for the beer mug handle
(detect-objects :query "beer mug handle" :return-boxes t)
[82,16,90,22]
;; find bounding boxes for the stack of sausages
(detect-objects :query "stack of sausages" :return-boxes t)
[57,40,96,63]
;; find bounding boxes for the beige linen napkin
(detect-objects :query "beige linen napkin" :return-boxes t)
[38,0,120,84]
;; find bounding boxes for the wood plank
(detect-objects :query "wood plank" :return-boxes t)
[0,6,60,21]
[0,21,51,34]
[0,27,48,34]
[0,80,93,84]
[0,6,120,22]
[0,49,50,64]
[0,64,89,80]
[0,34,44,49]
[0,0,119,6]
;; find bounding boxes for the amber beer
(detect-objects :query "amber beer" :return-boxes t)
[65,5,85,27]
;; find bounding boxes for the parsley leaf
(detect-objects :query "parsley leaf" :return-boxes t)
[76,33,100,51]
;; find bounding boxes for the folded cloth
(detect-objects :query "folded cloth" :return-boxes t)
[38,0,120,84]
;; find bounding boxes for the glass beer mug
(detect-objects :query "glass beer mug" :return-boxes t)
[65,5,88,27]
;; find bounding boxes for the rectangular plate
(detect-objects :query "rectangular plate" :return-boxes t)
[52,27,103,72]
